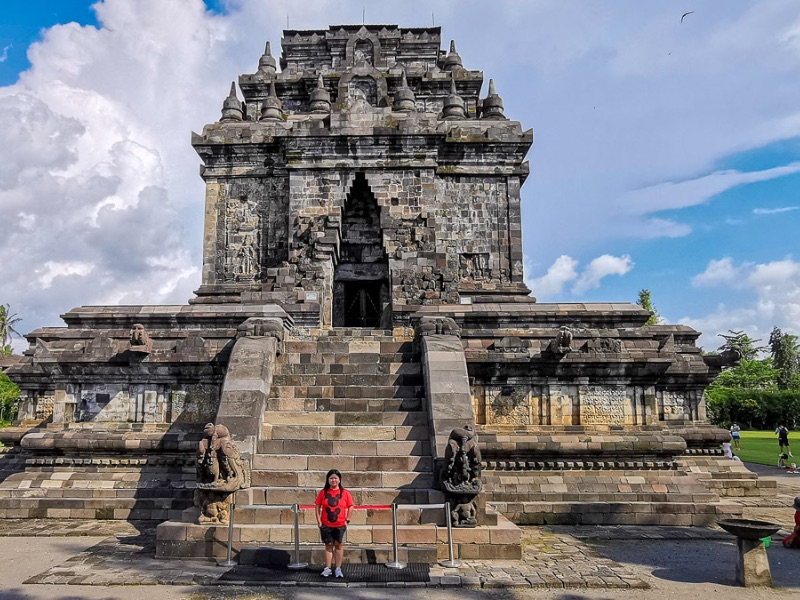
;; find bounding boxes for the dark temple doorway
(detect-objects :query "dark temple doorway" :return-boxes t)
[333,173,390,328]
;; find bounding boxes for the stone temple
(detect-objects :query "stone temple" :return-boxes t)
[1,25,770,562]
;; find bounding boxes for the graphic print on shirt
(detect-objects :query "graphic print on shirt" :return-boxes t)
[324,489,342,524]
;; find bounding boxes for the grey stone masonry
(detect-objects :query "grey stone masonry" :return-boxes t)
[191,25,531,327]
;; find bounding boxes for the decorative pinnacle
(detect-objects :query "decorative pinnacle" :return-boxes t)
[309,73,331,114]
[260,80,283,121]
[481,78,506,120]
[393,68,416,113]
[220,81,243,122]
[442,73,466,120]
[443,39,463,72]
[258,40,277,73]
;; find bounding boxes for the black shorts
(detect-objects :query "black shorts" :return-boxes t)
[320,525,346,544]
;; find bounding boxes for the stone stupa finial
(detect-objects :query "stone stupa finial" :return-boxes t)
[393,69,417,112]
[309,73,331,114]
[441,74,466,120]
[481,78,506,120]
[443,39,463,72]
[258,41,277,74]
[260,80,283,121]
[220,82,243,122]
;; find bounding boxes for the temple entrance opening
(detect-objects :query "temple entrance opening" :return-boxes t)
[333,173,389,328]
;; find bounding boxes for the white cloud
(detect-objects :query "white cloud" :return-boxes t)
[526,253,633,298]
[753,206,799,215]
[617,163,800,216]
[682,257,800,349]
[692,257,749,288]
[0,45,11,63]
[36,261,95,289]
[572,255,634,295]
[528,255,578,297]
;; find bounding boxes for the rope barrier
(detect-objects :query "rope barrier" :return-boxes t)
[223,501,460,570]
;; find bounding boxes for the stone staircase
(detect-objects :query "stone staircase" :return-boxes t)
[157,328,520,563]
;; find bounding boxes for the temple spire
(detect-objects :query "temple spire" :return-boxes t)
[309,73,331,114]
[260,80,283,121]
[258,41,277,74]
[481,78,506,120]
[393,69,417,112]
[441,74,466,120]
[220,82,243,122]
[443,39,463,72]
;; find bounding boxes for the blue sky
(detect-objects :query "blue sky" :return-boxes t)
[1,0,799,352]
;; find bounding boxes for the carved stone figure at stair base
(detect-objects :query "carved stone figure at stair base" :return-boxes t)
[416,316,461,338]
[438,424,482,527]
[195,423,251,525]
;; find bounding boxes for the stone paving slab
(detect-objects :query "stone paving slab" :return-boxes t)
[0,519,648,589]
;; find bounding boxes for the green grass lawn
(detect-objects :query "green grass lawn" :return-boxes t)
[734,430,795,466]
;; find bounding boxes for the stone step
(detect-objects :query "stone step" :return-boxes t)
[265,397,424,412]
[249,470,435,489]
[261,411,428,427]
[271,372,422,387]
[256,439,431,457]
[238,544,437,566]
[282,340,414,354]
[262,424,429,442]
[235,486,445,507]
[251,454,433,473]
[275,363,418,376]
[492,500,743,526]
[269,385,423,399]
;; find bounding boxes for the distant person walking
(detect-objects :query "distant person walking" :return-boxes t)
[730,423,741,450]
[315,469,353,578]
[776,425,793,457]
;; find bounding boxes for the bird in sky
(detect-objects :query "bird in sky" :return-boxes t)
[681,11,694,23]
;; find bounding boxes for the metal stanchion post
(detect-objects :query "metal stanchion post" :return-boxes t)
[386,503,407,569]
[288,503,308,569]
[219,501,237,567]
[438,502,461,568]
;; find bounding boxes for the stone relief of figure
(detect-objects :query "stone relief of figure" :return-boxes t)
[437,424,482,527]
[195,422,251,525]
[238,237,257,277]
[128,323,153,354]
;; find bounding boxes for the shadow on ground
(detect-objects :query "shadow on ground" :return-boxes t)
[590,537,800,588]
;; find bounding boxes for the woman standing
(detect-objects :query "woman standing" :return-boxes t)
[315,469,354,578]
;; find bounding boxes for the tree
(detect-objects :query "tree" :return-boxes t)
[0,304,21,356]
[636,289,661,325]
[769,326,800,390]
[0,371,20,424]
[717,330,765,361]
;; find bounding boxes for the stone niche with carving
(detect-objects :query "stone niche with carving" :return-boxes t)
[579,386,629,426]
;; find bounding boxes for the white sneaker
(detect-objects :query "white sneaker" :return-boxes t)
[335,567,344,578]
[321,567,332,577]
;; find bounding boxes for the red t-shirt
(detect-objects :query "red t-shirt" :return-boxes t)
[315,487,354,527]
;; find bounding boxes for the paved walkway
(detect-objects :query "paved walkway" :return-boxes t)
[0,519,646,589]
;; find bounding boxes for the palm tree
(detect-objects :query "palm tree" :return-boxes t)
[0,304,21,352]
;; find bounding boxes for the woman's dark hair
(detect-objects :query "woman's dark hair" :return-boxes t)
[324,469,344,491]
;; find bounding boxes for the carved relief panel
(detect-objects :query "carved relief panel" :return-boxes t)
[486,385,531,426]
[579,386,627,426]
